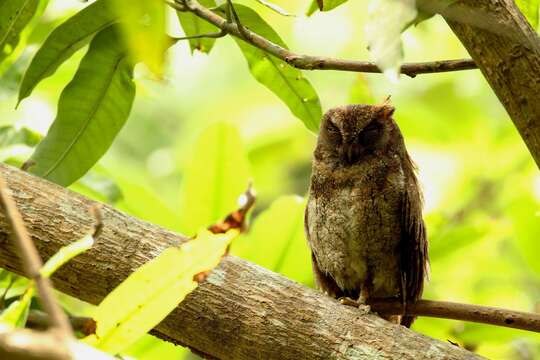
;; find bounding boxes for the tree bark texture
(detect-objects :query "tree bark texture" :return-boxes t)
[443,0,540,168]
[0,164,482,359]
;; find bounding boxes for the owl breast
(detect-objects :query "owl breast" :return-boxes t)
[306,156,405,298]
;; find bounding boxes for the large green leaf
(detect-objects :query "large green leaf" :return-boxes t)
[29,26,135,186]
[0,0,39,64]
[85,228,238,355]
[179,122,250,234]
[18,0,118,104]
[515,0,539,29]
[176,0,218,54]
[232,196,311,284]
[218,4,322,132]
[306,0,348,16]
[110,0,167,77]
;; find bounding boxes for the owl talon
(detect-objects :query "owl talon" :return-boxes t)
[339,297,371,314]
[339,297,359,307]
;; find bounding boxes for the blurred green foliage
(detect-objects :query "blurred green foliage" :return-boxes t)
[0,0,539,359]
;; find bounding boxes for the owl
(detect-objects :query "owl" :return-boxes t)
[305,103,428,327]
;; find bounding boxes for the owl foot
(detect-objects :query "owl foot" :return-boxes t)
[338,297,371,314]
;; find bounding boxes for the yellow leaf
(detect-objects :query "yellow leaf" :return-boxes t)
[85,228,238,355]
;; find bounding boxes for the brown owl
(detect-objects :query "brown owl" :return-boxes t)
[305,102,428,327]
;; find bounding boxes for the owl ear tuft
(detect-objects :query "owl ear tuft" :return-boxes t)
[377,95,394,119]
[377,104,396,120]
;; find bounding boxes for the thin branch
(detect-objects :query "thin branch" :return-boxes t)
[368,299,540,333]
[171,0,477,77]
[0,176,73,337]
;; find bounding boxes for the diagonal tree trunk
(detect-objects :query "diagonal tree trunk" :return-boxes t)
[0,164,481,360]
[443,0,540,168]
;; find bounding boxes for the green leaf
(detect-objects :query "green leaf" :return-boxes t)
[0,125,41,148]
[72,170,123,204]
[18,0,119,104]
[180,122,250,234]
[515,0,539,29]
[110,0,167,76]
[218,4,322,132]
[365,0,417,80]
[306,0,348,15]
[29,25,135,187]
[232,196,311,284]
[0,0,39,65]
[176,0,218,54]
[84,228,238,355]
[40,234,94,278]
[0,286,34,327]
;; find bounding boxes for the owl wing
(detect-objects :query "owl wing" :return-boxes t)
[400,170,429,315]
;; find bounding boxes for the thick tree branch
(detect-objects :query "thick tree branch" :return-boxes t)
[0,164,481,360]
[171,0,477,77]
[442,0,540,167]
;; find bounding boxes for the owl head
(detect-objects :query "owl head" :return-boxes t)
[316,103,398,165]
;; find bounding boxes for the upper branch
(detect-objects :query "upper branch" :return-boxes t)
[172,0,477,77]
[0,164,481,360]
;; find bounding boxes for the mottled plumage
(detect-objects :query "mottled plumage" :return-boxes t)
[305,103,428,327]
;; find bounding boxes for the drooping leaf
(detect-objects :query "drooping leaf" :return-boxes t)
[29,26,135,187]
[365,0,417,80]
[218,4,322,132]
[110,0,167,76]
[176,0,218,54]
[0,0,39,65]
[515,0,539,29]
[40,234,94,278]
[18,0,119,104]
[0,286,34,327]
[306,0,347,16]
[233,196,311,284]
[84,228,238,355]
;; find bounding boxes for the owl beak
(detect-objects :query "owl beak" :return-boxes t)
[341,143,362,165]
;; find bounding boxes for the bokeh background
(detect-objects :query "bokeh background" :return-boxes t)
[1,0,539,358]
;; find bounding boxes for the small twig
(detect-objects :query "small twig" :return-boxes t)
[367,299,540,333]
[172,0,477,77]
[89,204,103,239]
[172,30,227,41]
[26,310,96,336]
[0,176,73,337]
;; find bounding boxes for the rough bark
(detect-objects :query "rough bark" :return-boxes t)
[443,0,540,168]
[0,164,481,359]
